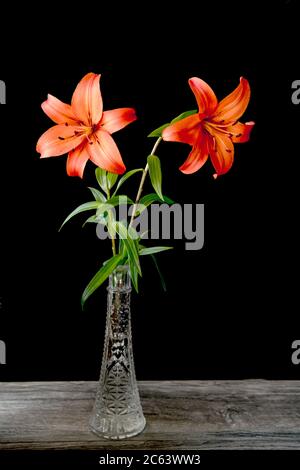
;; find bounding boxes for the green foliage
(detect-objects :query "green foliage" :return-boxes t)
[95,167,108,194]
[139,246,173,256]
[59,201,101,231]
[113,221,141,276]
[81,253,124,308]
[112,168,143,196]
[88,187,106,202]
[171,109,197,123]
[147,155,163,200]
[139,193,174,209]
[148,109,198,138]
[148,123,170,138]
[62,165,174,303]
[106,171,119,190]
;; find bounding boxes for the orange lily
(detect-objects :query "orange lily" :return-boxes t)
[162,77,254,178]
[37,73,136,177]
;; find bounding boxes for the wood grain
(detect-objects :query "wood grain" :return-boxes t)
[0,381,300,450]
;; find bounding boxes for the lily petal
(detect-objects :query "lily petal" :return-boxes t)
[37,125,86,158]
[208,132,234,177]
[101,108,137,134]
[229,121,255,143]
[88,129,126,174]
[188,77,218,115]
[162,114,201,145]
[179,131,209,174]
[71,73,102,126]
[41,94,79,125]
[213,77,251,123]
[67,143,90,178]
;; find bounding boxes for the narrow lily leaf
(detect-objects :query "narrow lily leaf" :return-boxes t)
[171,109,197,124]
[88,187,106,202]
[96,203,110,217]
[107,195,134,206]
[128,224,140,241]
[127,225,140,292]
[151,254,167,292]
[139,246,173,256]
[112,168,143,196]
[95,167,108,194]
[81,253,124,308]
[113,221,141,276]
[119,238,125,256]
[148,123,170,138]
[59,201,100,231]
[139,193,174,208]
[107,171,119,190]
[82,214,106,228]
[95,196,134,218]
[147,155,163,200]
[147,110,197,138]
[128,256,139,292]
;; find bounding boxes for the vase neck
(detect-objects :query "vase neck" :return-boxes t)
[108,265,131,293]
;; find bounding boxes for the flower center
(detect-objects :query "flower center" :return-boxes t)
[202,119,240,139]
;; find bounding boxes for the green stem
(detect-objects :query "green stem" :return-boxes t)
[107,187,117,256]
[129,137,162,226]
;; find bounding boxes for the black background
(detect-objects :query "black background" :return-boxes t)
[0,0,299,381]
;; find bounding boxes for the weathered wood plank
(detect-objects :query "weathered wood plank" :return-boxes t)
[0,381,300,450]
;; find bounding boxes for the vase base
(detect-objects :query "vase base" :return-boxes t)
[89,414,146,440]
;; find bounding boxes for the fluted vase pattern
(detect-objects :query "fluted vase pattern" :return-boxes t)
[89,265,146,439]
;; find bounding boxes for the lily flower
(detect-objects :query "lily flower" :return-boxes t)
[37,73,136,177]
[162,77,254,178]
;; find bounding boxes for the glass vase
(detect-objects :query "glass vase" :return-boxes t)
[89,265,146,439]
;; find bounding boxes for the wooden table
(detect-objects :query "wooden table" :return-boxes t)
[0,381,300,450]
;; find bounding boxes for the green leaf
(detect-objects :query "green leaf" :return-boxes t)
[148,123,170,138]
[151,254,167,292]
[127,225,140,292]
[96,203,110,217]
[128,257,139,292]
[147,110,197,138]
[171,109,197,124]
[107,171,119,190]
[88,187,106,202]
[95,196,133,219]
[113,221,142,276]
[139,193,174,209]
[107,195,134,206]
[82,214,106,227]
[128,224,140,241]
[59,201,101,231]
[81,253,124,308]
[112,168,143,196]
[139,246,173,256]
[95,167,108,194]
[147,155,163,200]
